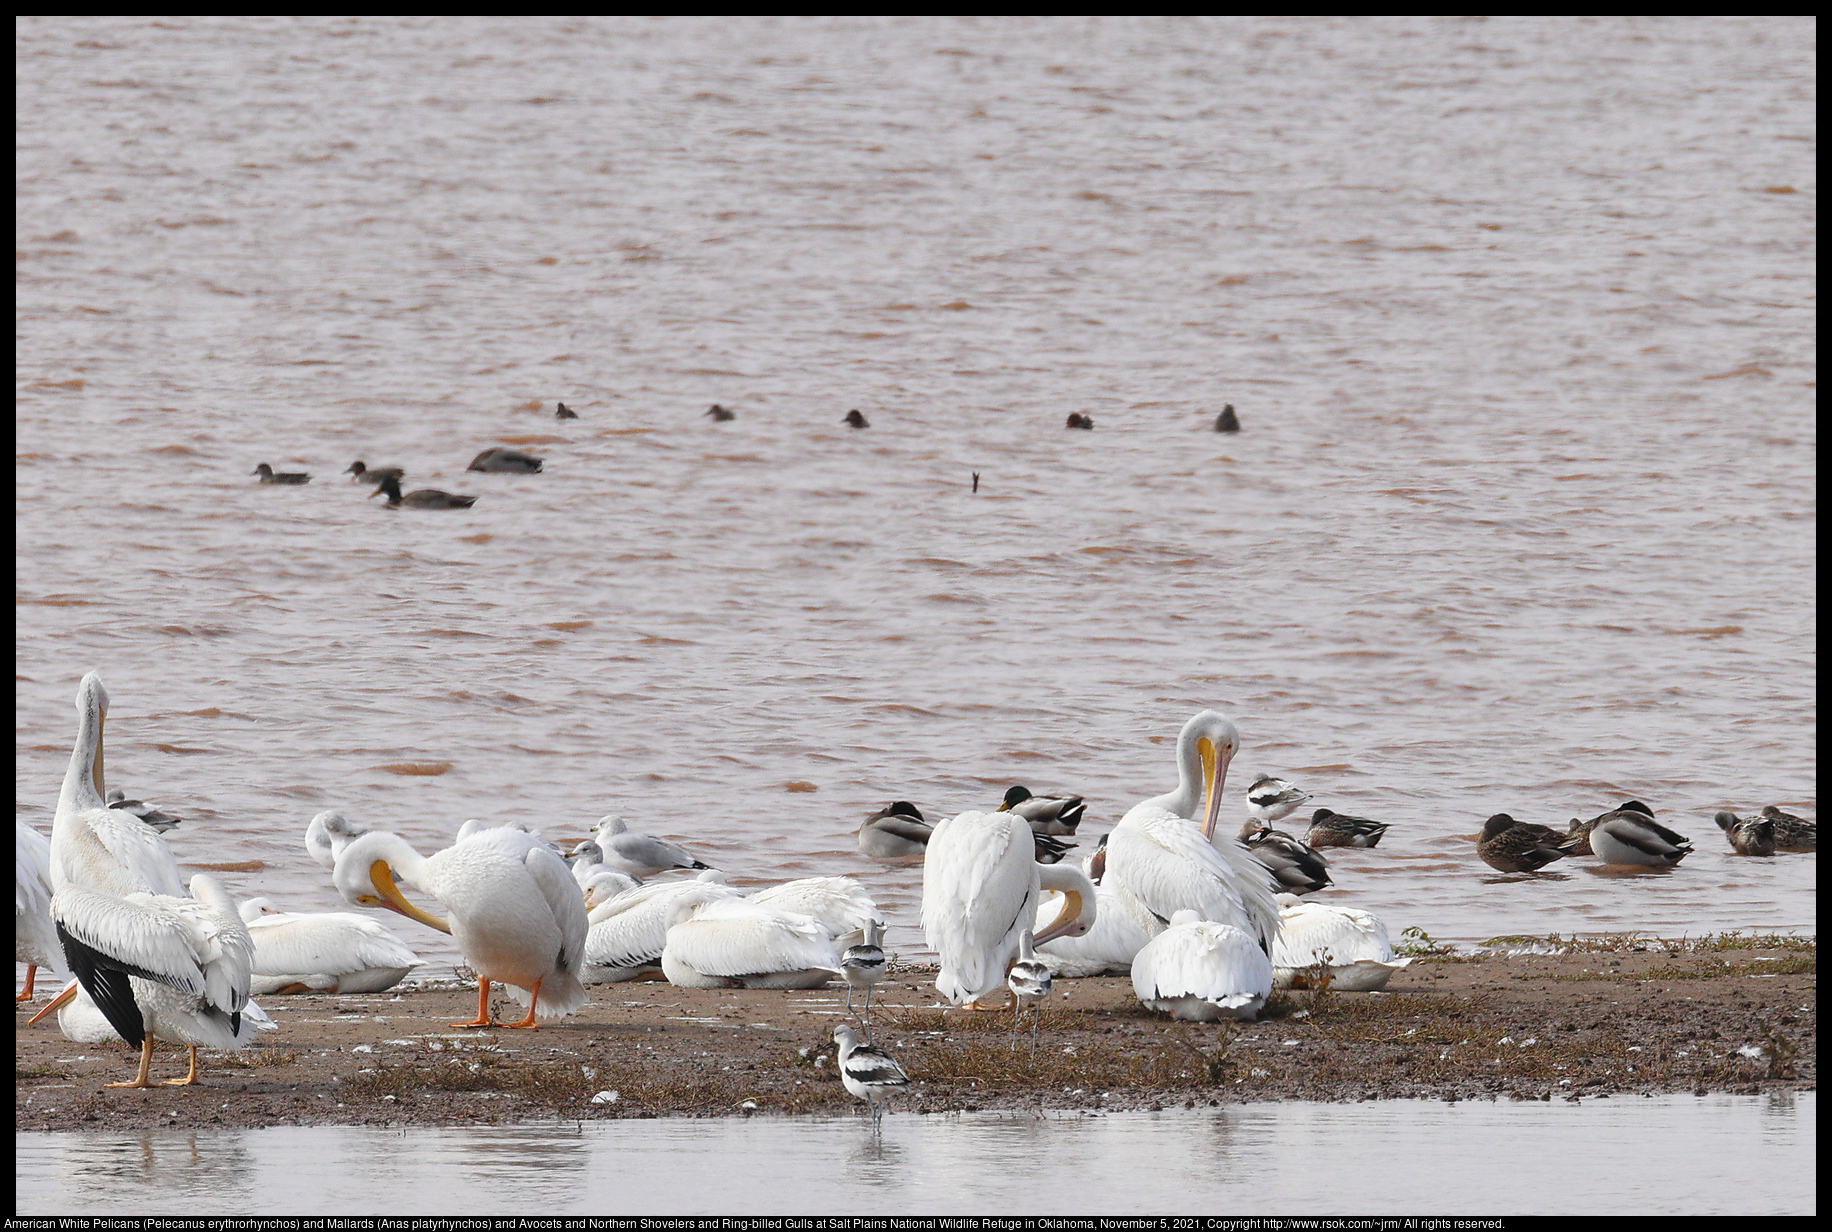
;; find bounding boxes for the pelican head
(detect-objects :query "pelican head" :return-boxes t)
[68,672,111,805]
[1177,710,1239,841]
[331,831,452,934]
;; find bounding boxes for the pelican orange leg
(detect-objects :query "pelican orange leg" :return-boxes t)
[451,978,497,1029]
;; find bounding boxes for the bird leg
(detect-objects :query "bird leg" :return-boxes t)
[502,979,544,1029]
[106,1036,161,1089]
[16,964,37,1002]
[163,1045,202,1085]
[844,986,855,1017]
[451,978,497,1029]
[861,986,874,1042]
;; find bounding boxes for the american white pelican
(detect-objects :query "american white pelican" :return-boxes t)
[1476,814,1573,874]
[48,673,185,900]
[996,786,1087,835]
[105,788,182,833]
[1131,909,1272,1022]
[749,876,879,950]
[1760,806,1815,852]
[304,811,371,873]
[1236,820,1332,894]
[1033,880,1160,978]
[1303,807,1389,848]
[858,801,932,866]
[581,873,738,984]
[1561,800,1653,856]
[1007,930,1051,1053]
[1102,711,1279,952]
[1269,894,1413,991]
[237,897,426,994]
[1715,812,1777,857]
[332,826,588,1028]
[49,873,260,1086]
[1245,774,1309,825]
[920,810,1096,1008]
[659,897,843,989]
[580,868,644,909]
[17,819,65,1000]
[832,1023,908,1131]
[33,975,277,1047]
[591,815,711,878]
[1590,809,1693,868]
[840,918,888,1030]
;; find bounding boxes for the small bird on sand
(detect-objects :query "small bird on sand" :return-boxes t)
[832,1024,908,1132]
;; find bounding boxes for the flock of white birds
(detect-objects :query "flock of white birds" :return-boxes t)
[18,674,1416,1121]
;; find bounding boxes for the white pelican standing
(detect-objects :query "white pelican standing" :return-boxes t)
[749,876,879,950]
[237,897,427,994]
[331,826,588,1028]
[920,810,1096,1007]
[1131,909,1272,1022]
[17,819,65,1000]
[1103,711,1279,952]
[1269,894,1413,991]
[581,872,739,984]
[658,897,844,989]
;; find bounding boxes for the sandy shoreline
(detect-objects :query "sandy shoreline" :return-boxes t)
[15,940,1813,1132]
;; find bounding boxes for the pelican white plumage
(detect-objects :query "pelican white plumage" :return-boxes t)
[1269,894,1413,991]
[591,815,711,878]
[659,897,844,989]
[33,975,278,1047]
[1131,909,1273,1022]
[1103,710,1280,952]
[1033,879,1161,977]
[331,826,588,1028]
[581,873,739,984]
[17,819,65,1000]
[236,897,426,994]
[920,810,1097,1007]
[304,811,371,873]
[49,873,261,1086]
[749,876,879,950]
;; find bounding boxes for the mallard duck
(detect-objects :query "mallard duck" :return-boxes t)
[843,410,869,429]
[1477,813,1573,873]
[1303,807,1388,848]
[251,463,310,484]
[467,447,543,473]
[1237,819,1332,894]
[857,801,932,866]
[1589,808,1692,867]
[1214,404,1240,432]
[344,461,404,485]
[554,402,577,419]
[105,788,182,833]
[1562,800,1653,856]
[369,473,477,509]
[996,785,1086,835]
[1065,413,1094,430]
[704,404,735,421]
[1761,806,1816,852]
[1245,774,1310,825]
[1715,812,1776,857]
[1270,894,1413,991]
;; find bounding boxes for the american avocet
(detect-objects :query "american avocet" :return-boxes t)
[832,1023,908,1131]
[840,917,888,1033]
[1244,774,1310,826]
[1007,929,1052,1053]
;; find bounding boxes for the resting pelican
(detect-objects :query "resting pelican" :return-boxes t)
[50,873,260,1086]
[858,801,933,866]
[659,897,844,989]
[1131,909,1272,1022]
[581,873,738,984]
[1269,894,1412,991]
[749,876,879,950]
[237,897,426,994]
[579,868,644,908]
[920,810,1096,1007]
[591,816,711,878]
[1033,879,1160,977]
[17,819,65,1000]
[304,810,371,873]
[48,673,185,900]
[332,826,588,1028]
[1103,711,1279,952]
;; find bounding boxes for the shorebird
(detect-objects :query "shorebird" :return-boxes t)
[832,1023,908,1131]
[1007,929,1052,1053]
[1244,774,1310,826]
[1303,807,1388,848]
[251,463,310,484]
[105,788,182,833]
[840,918,888,1033]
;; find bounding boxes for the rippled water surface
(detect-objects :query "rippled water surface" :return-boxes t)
[14,1094,1817,1215]
[16,16,1816,979]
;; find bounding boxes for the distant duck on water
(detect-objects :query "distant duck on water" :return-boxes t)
[252,463,310,485]
[843,410,870,429]
[344,461,404,486]
[369,473,478,510]
[1304,807,1388,848]
[1715,812,1776,857]
[1214,404,1240,432]
[467,447,543,473]
[1065,413,1094,430]
[705,404,736,421]
[1760,806,1816,852]
[555,402,577,419]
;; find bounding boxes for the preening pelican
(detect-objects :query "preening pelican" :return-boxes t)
[49,873,260,1086]
[1269,894,1412,991]
[17,819,65,1000]
[48,673,185,899]
[1131,909,1272,1022]
[592,816,711,878]
[749,876,879,950]
[581,873,738,984]
[858,801,932,866]
[1103,711,1279,952]
[304,810,371,873]
[920,810,1096,1007]
[237,897,426,994]
[1034,879,1160,977]
[659,897,844,989]
[332,826,588,1028]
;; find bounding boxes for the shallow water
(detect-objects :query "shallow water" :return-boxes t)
[15,17,1816,977]
[13,1093,1816,1215]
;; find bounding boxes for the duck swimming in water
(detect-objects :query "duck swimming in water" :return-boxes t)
[467,447,543,473]
[369,473,478,510]
[1588,808,1692,868]
[554,402,577,419]
[843,410,869,429]
[1476,814,1573,874]
[344,461,404,485]
[705,404,735,422]
[1760,806,1815,852]
[1715,812,1776,857]
[1303,807,1388,848]
[252,463,310,485]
